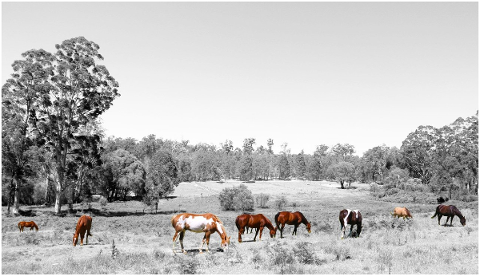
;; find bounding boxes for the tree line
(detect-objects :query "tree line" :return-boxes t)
[2,37,478,215]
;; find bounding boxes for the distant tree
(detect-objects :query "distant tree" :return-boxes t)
[243,138,256,155]
[400,126,436,184]
[102,149,146,200]
[332,143,355,162]
[278,154,291,180]
[295,151,307,179]
[327,161,356,189]
[144,150,180,212]
[218,184,254,211]
[239,155,254,181]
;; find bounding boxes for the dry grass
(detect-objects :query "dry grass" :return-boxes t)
[2,180,478,274]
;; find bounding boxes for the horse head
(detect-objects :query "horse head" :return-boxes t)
[460,216,466,226]
[306,222,311,233]
[269,227,276,238]
[221,235,231,251]
[73,234,79,246]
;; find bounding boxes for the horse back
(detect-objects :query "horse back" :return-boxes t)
[76,215,92,233]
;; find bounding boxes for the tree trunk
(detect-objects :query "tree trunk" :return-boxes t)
[68,185,74,213]
[54,191,62,215]
[12,178,20,215]
[340,180,345,189]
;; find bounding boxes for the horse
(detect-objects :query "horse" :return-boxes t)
[235,213,276,242]
[339,209,362,239]
[274,211,311,238]
[391,207,413,220]
[18,221,38,232]
[73,215,92,246]
[171,213,231,254]
[431,205,466,226]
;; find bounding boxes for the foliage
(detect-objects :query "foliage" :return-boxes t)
[218,184,254,211]
[274,196,288,210]
[327,161,356,189]
[256,193,270,208]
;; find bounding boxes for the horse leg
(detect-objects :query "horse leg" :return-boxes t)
[179,231,186,254]
[293,225,298,236]
[203,232,211,253]
[449,216,454,226]
[172,231,180,253]
[200,233,206,253]
[258,226,264,241]
[349,225,354,237]
[238,227,244,243]
[438,215,442,225]
[280,224,285,238]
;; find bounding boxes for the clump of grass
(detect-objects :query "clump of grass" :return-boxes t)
[173,254,200,274]
[293,241,321,265]
[324,241,351,261]
[377,248,394,274]
[274,196,288,210]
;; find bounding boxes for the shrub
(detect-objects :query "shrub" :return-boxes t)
[256,193,270,208]
[174,254,199,274]
[274,196,288,210]
[293,241,320,264]
[218,184,254,211]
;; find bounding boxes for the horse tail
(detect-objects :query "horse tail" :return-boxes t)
[274,212,280,224]
[235,216,240,230]
[18,222,21,230]
[405,208,412,218]
[431,207,439,219]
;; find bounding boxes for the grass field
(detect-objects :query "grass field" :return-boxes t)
[2,180,478,274]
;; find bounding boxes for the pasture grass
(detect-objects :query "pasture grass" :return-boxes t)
[2,181,478,274]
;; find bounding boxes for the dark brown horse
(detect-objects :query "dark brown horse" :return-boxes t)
[274,211,311,238]
[18,221,38,232]
[73,215,92,246]
[235,213,276,242]
[431,205,466,226]
[339,209,362,239]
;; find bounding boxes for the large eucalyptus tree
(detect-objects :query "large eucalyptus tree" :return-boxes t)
[3,37,120,214]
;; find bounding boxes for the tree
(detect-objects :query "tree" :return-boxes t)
[332,143,355,162]
[361,145,390,183]
[102,149,146,200]
[401,126,436,184]
[327,161,356,189]
[295,151,307,179]
[278,154,291,180]
[144,150,180,213]
[2,48,57,215]
[8,37,120,214]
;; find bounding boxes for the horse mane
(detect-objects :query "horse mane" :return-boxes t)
[296,211,309,223]
[210,214,223,224]
[405,207,412,217]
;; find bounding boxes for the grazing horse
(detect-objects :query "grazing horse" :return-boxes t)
[339,209,362,239]
[391,207,413,220]
[171,213,231,254]
[73,215,92,246]
[274,211,311,238]
[18,221,38,232]
[235,213,276,242]
[431,205,466,226]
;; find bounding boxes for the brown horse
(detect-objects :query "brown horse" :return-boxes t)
[18,221,38,232]
[431,205,466,226]
[339,209,362,239]
[235,213,276,242]
[171,213,231,254]
[392,207,413,220]
[274,211,311,238]
[73,215,92,246]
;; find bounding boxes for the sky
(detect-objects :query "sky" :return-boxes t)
[2,2,478,156]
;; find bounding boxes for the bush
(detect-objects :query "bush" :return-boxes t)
[274,196,288,210]
[256,193,270,208]
[218,184,254,211]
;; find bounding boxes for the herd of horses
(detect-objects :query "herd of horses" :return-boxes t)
[16,204,466,253]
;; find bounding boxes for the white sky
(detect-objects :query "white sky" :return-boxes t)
[2,2,478,156]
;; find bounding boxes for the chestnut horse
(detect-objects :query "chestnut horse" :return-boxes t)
[339,209,362,239]
[18,221,38,232]
[171,213,231,254]
[235,213,276,242]
[431,205,466,226]
[274,211,311,238]
[73,215,92,246]
[391,207,413,220]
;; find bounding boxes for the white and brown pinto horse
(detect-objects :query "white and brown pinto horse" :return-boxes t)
[339,209,362,239]
[171,213,231,254]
